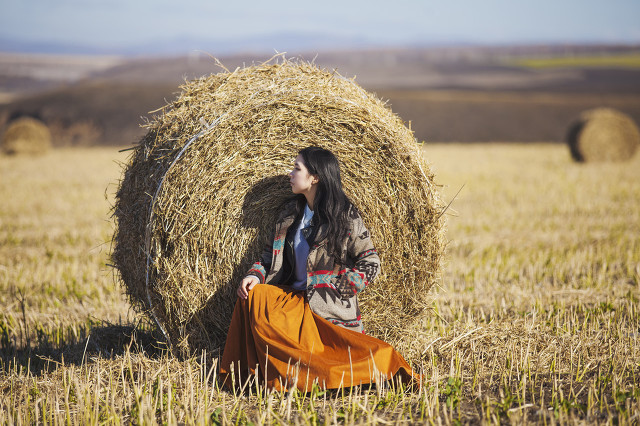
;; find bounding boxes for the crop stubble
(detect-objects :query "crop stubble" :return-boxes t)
[0,144,638,423]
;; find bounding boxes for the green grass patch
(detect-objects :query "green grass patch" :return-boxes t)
[508,52,640,69]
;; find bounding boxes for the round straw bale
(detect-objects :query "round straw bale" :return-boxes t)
[112,59,445,357]
[1,116,52,155]
[567,108,640,162]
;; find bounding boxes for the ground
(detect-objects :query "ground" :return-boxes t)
[0,143,639,423]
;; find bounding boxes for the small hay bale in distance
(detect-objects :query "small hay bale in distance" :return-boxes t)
[112,60,445,357]
[1,116,52,155]
[567,108,640,162]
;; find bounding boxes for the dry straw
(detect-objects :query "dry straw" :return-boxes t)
[567,107,640,162]
[112,58,445,357]
[1,116,52,155]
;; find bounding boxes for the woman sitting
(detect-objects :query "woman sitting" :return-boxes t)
[220,146,416,391]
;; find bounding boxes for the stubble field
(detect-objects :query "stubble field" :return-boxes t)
[0,143,639,424]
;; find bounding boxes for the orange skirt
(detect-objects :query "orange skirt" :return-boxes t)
[219,284,417,392]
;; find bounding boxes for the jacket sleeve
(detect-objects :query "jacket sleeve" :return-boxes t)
[338,211,381,298]
[245,227,275,283]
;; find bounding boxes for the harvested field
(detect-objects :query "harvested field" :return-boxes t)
[377,89,640,143]
[1,143,639,423]
[2,49,640,146]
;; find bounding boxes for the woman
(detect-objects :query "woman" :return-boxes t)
[220,146,415,392]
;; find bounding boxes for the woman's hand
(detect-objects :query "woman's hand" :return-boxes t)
[237,276,260,300]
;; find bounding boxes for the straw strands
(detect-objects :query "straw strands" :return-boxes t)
[1,116,52,155]
[111,59,445,356]
[567,107,640,162]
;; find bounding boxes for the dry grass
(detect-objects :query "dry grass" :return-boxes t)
[1,143,639,424]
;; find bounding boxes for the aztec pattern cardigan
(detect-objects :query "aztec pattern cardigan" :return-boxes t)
[246,199,381,333]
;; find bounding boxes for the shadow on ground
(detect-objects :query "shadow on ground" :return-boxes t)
[0,321,167,375]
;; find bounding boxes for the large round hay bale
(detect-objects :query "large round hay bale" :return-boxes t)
[567,108,640,162]
[112,60,445,357]
[1,117,52,155]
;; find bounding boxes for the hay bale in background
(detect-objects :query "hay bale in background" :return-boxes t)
[112,59,445,358]
[567,108,640,162]
[1,116,52,155]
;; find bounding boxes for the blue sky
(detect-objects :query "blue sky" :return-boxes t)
[2,0,640,54]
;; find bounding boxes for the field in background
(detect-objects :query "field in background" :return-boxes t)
[509,52,640,69]
[2,45,640,146]
[1,144,639,423]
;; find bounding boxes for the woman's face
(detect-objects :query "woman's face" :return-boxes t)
[289,155,317,195]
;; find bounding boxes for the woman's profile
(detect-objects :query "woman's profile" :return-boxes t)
[220,146,416,391]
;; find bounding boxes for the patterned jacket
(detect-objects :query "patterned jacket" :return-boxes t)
[246,199,380,333]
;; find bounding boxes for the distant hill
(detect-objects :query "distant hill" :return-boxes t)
[1,45,640,145]
[0,32,378,57]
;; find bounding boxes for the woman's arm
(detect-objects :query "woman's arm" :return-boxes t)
[245,227,275,284]
[337,212,381,299]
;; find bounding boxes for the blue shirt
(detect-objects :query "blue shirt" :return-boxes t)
[291,204,314,290]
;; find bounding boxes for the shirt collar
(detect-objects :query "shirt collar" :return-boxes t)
[303,203,314,225]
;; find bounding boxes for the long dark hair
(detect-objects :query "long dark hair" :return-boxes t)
[292,146,354,257]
